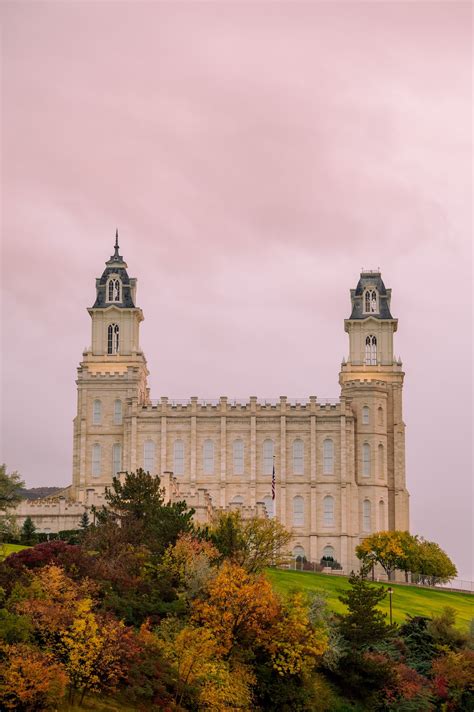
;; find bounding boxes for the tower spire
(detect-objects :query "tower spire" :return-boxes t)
[114,229,120,259]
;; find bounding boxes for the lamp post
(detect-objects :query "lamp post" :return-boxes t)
[387,587,393,625]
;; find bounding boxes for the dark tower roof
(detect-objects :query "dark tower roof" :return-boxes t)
[91,231,136,309]
[349,270,394,320]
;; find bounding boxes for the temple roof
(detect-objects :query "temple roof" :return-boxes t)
[348,270,394,320]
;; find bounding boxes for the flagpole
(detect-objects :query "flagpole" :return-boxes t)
[272,455,276,519]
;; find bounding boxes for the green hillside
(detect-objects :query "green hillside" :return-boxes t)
[267,568,473,630]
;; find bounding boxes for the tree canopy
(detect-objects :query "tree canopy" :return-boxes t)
[0,464,24,513]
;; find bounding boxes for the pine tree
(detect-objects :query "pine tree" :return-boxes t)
[337,571,394,648]
[20,516,37,546]
[79,511,90,529]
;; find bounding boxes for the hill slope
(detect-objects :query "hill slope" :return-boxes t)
[267,568,473,630]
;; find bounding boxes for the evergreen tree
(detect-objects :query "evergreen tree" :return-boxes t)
[97,469,195,555]
[337,572,394,648]
[20,516,37,546]
[79,511,90,529]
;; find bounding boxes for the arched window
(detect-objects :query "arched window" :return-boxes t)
[364,289,378,314]
[230,495,244,505]
[379,500,385,530]
[378,406,384,426]
[114,399,122,425]
[173,440,184,475]
[92,399,102,425]
[293,496,304,526]
[363,499,372,532]
[322,545,335,560]
[233,439,244,475]
[323,496,334,526]
[378,444,384,479]
[292,439,304,474]
[323,439,334,474]
[203,439,215,474]
[107,278,121,302]
[91,443,101,476]
[262,495,274,518]
[365,335,377,365]
[143,440,155,473]
[362,443,371,477]
[362,406,370,425]
[293,545,305,559]
[112,443,122,476]
[107,323,120,354]
[263,439,274,475]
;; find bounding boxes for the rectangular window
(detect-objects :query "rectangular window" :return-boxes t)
[203,440,214,475]
[144,440,155,473]
[112,443,122,476]
[92,444,101,477]
[114,399,122,425]
[323,439,334,474]
[233,440,244,475]
[92,400,101,426]
[174,440,185,475]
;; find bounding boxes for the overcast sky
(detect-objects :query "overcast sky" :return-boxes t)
[1,2,472,578]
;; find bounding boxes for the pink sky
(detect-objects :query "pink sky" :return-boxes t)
[1,2,472,577]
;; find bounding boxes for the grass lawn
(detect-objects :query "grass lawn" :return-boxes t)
[267,568,473,630]
[0,542,28,560]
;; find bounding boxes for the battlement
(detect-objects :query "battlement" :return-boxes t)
[142,395,342,415]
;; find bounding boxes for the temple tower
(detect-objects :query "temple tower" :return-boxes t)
[339,271,409,534]
[71,233,149,500]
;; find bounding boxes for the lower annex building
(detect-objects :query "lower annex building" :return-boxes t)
[19,237,410,572]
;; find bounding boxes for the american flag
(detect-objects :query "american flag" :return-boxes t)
[271,460,276,501]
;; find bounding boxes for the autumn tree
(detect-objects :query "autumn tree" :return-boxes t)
[0,643,68,710]
[411,539,457,585]
[0,464,24,515]
[356,530,417,580]
[210,510,292,572]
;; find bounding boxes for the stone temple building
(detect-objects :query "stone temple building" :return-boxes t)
[17,237,410,572]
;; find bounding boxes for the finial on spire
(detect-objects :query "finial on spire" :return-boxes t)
[114,229,120,258]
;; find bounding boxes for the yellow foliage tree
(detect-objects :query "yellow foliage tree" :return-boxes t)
[191,561,280,655]
[268,591,328,676]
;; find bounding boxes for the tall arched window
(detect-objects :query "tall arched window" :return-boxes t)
[378,406,384,426]
[322,545,335,560]
[362,443,371,477]
[379,500,385,530]
[112,443,122,476]
[263,439,274,475]
[364,289,378,313]
[378,444,384,479]
[91,443,101,476]
[114,399,122,425]
[262,495,274,518]
[362,406,370,425]
[233,439,244,475]
[173,440,184,475]
[323,496,334,526]
[203,439,215,474]
[365,335,377,365]
[293,439,304,474]
[107,278,121,302]
[92,399,102,425]
[363,499,372,532]
[108,323,120,354]
[293,496,304,526]
[143,440,155,473]
[323,439,334,474]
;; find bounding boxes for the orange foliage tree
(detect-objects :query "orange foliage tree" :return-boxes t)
[0,643,68,710]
